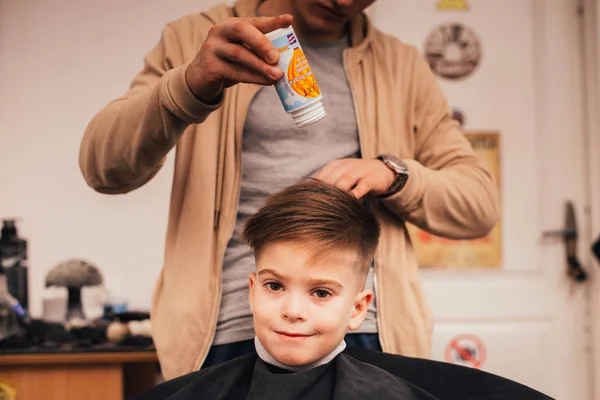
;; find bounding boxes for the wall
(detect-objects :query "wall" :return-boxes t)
[0,0,231,316]
[584,0,600,397]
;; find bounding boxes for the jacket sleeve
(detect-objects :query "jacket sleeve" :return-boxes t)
[382,53,500,240]
[78,23,222,194]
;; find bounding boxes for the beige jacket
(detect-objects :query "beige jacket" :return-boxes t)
[79,0,499,380]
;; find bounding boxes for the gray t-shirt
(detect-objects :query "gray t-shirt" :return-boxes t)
[213,37,378,346]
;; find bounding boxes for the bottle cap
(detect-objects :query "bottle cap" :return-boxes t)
[290,100,326,128]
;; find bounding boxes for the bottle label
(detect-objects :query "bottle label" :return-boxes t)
[270,29,323,113]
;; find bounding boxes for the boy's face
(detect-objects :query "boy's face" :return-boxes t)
[249,242,373,367]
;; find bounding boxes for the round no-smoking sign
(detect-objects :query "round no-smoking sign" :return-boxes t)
[444,334,486,369]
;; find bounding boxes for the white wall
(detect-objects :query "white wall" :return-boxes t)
[585,0,600,397]
[0,0,232,316]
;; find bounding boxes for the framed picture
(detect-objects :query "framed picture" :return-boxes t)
[407,131,502,268]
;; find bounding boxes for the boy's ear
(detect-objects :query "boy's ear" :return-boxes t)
[248,272,257,315]
[348,290,373,331]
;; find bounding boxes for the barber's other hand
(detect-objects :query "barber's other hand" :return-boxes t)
[316,158,396,199]
[186,15,293,104]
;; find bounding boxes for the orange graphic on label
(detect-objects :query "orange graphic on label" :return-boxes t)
[287,48,321,98]
[0,382,17,400]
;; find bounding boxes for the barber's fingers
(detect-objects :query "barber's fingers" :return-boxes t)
[334,173,359,192]
[350,180,371,199]
[316,159,354,183]
[316,159,368,196]
[186,15,292,102]
[316,159,394,198]
[247,14,294,34]
[220,61,281,86]
[214,42,283,83]
[220,15,293,64]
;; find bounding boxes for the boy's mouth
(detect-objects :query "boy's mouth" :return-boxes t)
[275,331,314,339]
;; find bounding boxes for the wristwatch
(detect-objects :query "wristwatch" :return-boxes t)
[376,154,409,198]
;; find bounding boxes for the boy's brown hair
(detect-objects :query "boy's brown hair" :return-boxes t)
[242,178,380,273]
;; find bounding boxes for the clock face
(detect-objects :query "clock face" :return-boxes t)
[424,22,482,80]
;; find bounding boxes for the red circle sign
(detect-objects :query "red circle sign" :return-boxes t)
[444,334,486,369]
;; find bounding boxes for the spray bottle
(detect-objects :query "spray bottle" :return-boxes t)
[0,219,29,313]
[265,26,326,128]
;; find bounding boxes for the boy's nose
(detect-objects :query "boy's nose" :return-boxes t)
[282,295,306,322]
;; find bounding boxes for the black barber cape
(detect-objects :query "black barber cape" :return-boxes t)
[134,347,554,400]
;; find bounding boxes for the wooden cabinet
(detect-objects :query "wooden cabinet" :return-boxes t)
[0,351,158,400]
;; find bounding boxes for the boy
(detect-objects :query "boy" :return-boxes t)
[135,179,551,400]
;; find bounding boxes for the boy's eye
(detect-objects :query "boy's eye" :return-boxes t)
[266,282,283,291]
[313,289,331,299]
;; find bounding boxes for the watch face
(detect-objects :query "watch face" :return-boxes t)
[378,155,409,198]
[384,155,408,174]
